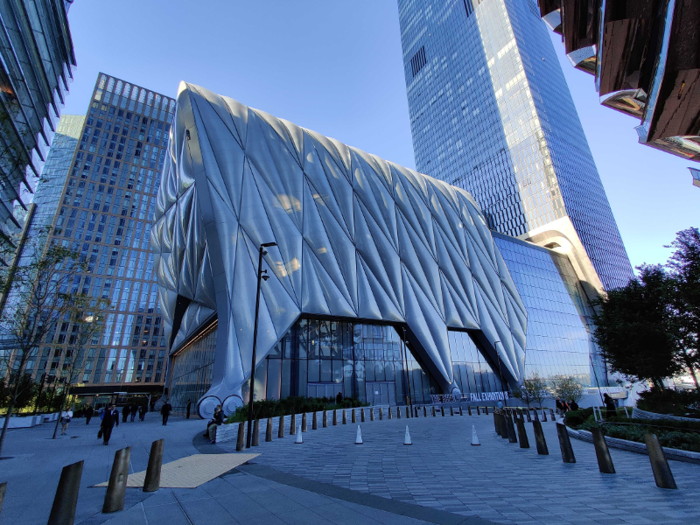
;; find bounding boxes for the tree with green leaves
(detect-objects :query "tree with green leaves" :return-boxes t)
[592,264,682,389]
[666,227,700,388]
[551,375,584,404]
[51,294,110,438]
[0,237,82,457]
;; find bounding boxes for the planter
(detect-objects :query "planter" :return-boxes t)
[566,425,700,465]
[0,416,40,429]
[632,407,699,422]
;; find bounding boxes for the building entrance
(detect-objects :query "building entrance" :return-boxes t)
[365,381,396,405]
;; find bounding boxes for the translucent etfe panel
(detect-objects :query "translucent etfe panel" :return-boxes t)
[493,235,597,386]
[448,331,504,395]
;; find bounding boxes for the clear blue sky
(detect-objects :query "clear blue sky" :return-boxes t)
[60,0,697,270]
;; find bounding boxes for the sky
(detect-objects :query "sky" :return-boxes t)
[59,0,697,270]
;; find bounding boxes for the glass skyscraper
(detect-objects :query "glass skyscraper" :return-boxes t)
[20,74,175,403]
[398,0,634,292]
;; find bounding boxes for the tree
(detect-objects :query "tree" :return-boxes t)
[0,238,81,457]
[513,373,548,407]
[666,227,700,388]
[551,375,584,404]
[592,265,682,388]
[51,294,109,438]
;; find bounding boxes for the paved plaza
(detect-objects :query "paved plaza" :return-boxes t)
[0,409,699,524]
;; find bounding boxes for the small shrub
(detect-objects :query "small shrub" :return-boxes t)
[637,388,700,418]
[225,396,368,423]
[564,407,594,429]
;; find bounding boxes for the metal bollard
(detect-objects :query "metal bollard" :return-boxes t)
[279,415,285,437]
[526,409,532,422]
[493,412,501,436]
[343,409,347,424]
[302,413,307,432]
[361,408,365,423]
[323,411,328,427]
[476,406,481,416]
[516,417,530,449]
[591,427,614,474]
[48,460,83,524]
[542,409,547,422]
[0,481,6,517]
[450,406,454,416]
[236,422,246,451]
[459,406,463,416]
[252,419,260,446]
[378,407,382,420]
[312,411,318,430]
[431,406,436,417]
[645,433,677,489]
[555,423,576,463]
[103,447,131,513]
[468,405,472,416]
[143,439,164,492]
[440,406,444,417]
[290,413,297,434]
[506,414,518,443]
[370,408,375,421]
[532,420,549,455]
[423,406,427,417]
[484,406,489,415]
[406,406,410,418]
[500,413,509,440]
[388,407,392,419]
[333,409,338,426]
[352,409,356,423]
[397,406,401,419]
[266,417,274,442]
[550,409,555,420]
[534,408,540,422]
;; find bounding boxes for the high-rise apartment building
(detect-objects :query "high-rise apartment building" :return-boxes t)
[21,73,175,403]
[0,0,75,238]
[397,0,634,293]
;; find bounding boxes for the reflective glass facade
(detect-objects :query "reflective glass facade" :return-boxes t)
[494,233,606,387]
[0,0,75,236]
[24,74,175,393]
[398,0,634,291]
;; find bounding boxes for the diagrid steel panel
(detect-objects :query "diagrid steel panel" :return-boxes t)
[152,82,527,417]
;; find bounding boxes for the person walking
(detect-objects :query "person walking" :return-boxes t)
[138,405,146,421]
[603,393,616,419]
[570,399,579,411]
[60,407,73,435]
[100,405,119,445]
[122,404,130,423]
[207,405,224,443]
[186,400,192,419]
[161,399,172,426]
[130,403,137,422]
[85,405,94,425]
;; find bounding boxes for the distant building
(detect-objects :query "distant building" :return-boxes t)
[16,74,175,406]
[0,0,75,239]
[691,168,700,189]
[397,0,634,294]
[537,0,700,165]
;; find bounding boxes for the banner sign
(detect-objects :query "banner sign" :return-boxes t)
[430,391,509,404]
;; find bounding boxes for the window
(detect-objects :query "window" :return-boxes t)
[410,47,427,78]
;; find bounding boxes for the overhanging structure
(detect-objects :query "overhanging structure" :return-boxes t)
[152,83,528,417]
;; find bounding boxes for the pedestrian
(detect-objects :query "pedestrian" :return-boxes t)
[570,399,579,411]
[603,393,616,419]
[100,404,119,445]
[161,399,172,426]
[138,405,146,421]
[85,405,94,425]
[122,404,130,423]
[207,406,225,443]
[186,399,192,419]
[130,403,137,422]
[555,398,563,415]
[336,392,343,405]
[60,407,73,435]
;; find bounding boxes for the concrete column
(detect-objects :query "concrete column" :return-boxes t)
[143,439,164,492]
[555,423,576,463]
[645,433,677,489]
[48,460,83,524]
[103,447,130,513]
[532,421,548,455]
[591,427,615,474]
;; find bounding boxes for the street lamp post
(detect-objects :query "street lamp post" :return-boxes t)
[494,340,508,407]
[246,242,277,448]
